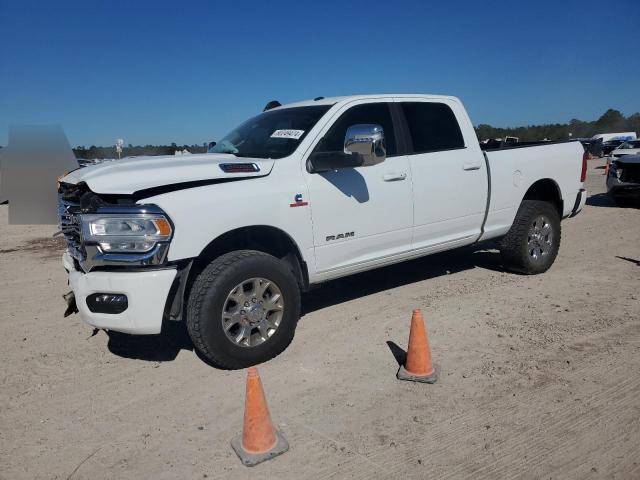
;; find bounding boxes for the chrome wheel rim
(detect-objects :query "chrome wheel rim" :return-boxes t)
[221,277,284,348]
[527,215,553,262]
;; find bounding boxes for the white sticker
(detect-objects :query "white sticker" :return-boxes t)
[271,129,305,139]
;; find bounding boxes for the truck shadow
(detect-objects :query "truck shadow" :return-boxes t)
[105,244,503,364]
[106,321,193,362]
[301,244,503,315]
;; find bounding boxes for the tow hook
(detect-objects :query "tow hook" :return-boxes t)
[63,291,78,317]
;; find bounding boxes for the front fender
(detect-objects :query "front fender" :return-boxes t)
[141,163,315,271]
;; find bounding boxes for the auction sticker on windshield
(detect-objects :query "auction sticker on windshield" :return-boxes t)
[271,129,305,139]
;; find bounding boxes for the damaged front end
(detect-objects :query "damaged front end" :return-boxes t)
[57,182,173,273]
[57,181,188,331]
[62,291,78,317]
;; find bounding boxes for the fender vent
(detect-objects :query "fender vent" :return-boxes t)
[219,163,260,173]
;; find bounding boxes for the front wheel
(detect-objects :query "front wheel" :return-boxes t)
[499,200,561,274]
[186,250,301,369]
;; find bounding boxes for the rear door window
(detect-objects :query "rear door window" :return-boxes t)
[401,102,465,154]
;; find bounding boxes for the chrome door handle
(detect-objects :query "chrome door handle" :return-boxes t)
[383,172,407,181]
[463,163,481,171]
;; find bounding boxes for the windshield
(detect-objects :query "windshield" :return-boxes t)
[618,140,640,149]
[209,105,332,159]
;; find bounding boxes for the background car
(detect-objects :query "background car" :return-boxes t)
[607,153,640,205]
[602,139,626,156]
[610,139,640,158]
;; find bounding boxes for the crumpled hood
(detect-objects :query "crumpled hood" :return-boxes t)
[62,153,274,194]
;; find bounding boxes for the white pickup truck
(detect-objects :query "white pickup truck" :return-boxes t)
[58,94,587,368]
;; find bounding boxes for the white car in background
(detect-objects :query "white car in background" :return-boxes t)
[592,132,636,143]
[610,140,640,158]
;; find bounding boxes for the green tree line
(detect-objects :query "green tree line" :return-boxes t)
[73,143,207,159]
[476,109,640,142]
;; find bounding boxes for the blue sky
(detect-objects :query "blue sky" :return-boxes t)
[1,0,639,147]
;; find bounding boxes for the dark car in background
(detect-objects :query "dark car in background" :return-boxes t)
[579,138,602,157]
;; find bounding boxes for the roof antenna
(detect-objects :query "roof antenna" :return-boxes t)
[263,100,281,111]
[314,96,324,101]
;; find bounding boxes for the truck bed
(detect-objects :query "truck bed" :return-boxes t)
[480,139,582,151]
[480,140,586,241]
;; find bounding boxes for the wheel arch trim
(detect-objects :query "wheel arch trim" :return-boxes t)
[521,178,564,216]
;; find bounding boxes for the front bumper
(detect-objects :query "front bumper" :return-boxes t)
[63,251,176,334]
[607,177,640,196]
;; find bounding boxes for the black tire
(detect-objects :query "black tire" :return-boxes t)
[186,250,301,369]
[499,200,561,275]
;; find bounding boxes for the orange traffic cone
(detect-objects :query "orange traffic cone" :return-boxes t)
[397,309,439,383]
[231,367,289,466]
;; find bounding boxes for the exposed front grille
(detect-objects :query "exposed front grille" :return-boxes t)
[58,183,86,262]
[620,164,640,183]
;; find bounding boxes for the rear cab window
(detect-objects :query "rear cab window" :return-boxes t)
[400,102,465,154]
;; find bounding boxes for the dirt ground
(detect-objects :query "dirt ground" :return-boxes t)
[1,158,639,480]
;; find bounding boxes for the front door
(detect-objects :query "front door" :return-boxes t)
[305,100,413,276]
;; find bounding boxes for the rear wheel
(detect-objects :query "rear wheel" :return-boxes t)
[186,250,301,369]
[499,200,561,274]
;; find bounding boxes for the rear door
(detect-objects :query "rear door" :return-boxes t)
[304,99,414,276]
[396,98,487,250]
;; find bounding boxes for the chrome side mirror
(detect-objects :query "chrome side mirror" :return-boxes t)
[344,124,386,167]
